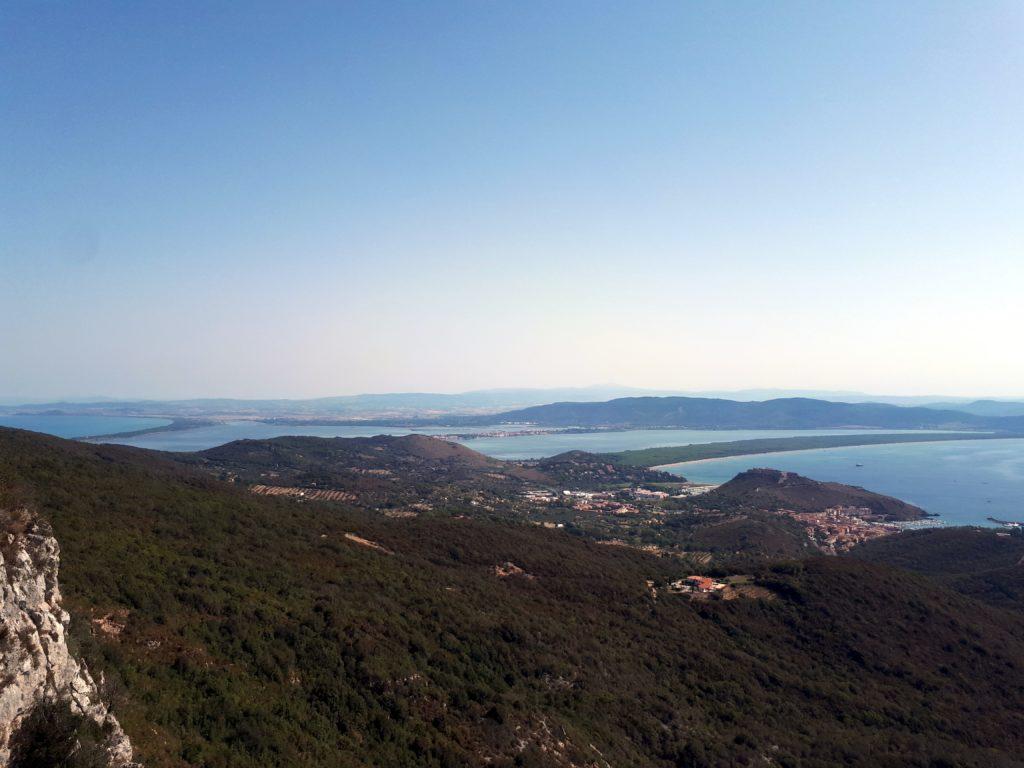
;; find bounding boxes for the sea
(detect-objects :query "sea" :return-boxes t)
[91,423,924,456]
[0,414,172,438]
[88,421,499,452]
[4,415,1021,528]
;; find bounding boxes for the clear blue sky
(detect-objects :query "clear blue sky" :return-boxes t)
[2,1,1022,399]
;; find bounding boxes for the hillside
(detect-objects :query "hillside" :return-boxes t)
[190,433,515,484]
[525,449,677,488]
[474,395,1024,431]
[922,399,1024,418]
[651,468,931,561]
[179,437,925,558]
[3,427,1024,766]
[180,434,677,509]
[852,527,1024,612]
[702,468,928,521]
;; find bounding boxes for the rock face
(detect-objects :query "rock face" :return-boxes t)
[0,507,136,766]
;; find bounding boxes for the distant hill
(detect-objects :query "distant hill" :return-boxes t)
[472,395,1024,431]
[0,385,691,419]
[703,468,928,521]
[681,389,979,405]
[180,434,676,508]
[193,433,504,478]
[651,468,933,561]
[4,426,1024,766]
[526,449,676,488]
[922,399,1024,418]
[11,388,1024,422]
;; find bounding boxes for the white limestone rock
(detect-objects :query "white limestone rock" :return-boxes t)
[0,508,137,766]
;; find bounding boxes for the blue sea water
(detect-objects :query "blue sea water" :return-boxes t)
[666,438,1024,527]
[0,414,171,438]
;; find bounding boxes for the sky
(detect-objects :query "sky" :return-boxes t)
[2,1,1023,400]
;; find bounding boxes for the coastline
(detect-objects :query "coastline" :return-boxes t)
[80,417,216,441]
[646,433,1010,471]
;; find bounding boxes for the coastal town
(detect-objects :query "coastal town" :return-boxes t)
[518,481,905,558]
[782,506,902,553]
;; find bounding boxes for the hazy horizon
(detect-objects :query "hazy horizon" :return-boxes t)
[3,384,1023,408]
[4,2,1022,400]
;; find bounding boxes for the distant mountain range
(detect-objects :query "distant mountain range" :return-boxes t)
[0,386,688,417]
[920,399,1024,418]
[4,386,1023,419]
[467,396,1024,432]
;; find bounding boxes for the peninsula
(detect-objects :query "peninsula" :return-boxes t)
[607,431,1005,468]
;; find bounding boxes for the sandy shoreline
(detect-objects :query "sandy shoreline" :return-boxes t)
[649,434,1015,471]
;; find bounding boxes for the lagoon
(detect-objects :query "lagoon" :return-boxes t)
[92,421,497,452]
[449,428,933,460]
[0,414,172,439]
[94,422,926,456]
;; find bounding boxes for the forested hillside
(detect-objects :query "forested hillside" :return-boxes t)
[477,395,1024,431]
[852,527,1024,613]
[703,468,928,521]
[2,427,1024,767]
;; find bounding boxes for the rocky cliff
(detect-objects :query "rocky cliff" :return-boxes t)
[0,507,136,766]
